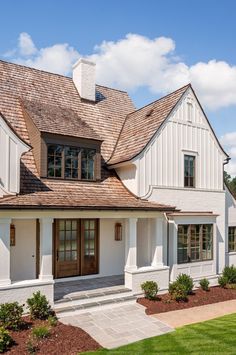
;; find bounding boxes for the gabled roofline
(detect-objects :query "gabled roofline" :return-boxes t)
[0,110,31,149]
[108,83,229,166]
[108,84,191,166]
[190,86,229,159]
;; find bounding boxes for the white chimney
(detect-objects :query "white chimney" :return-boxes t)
[72,58,96,102]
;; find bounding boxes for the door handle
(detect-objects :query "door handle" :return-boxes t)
[57,250,59,261]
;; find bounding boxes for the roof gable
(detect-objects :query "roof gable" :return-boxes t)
[108,84,190,165]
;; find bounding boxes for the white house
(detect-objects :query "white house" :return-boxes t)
[0,58,235,306]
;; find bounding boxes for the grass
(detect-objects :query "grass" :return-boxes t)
[82,313,236,354]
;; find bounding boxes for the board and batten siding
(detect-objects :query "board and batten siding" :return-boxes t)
[116,89,227,198]
[0,115,29,197]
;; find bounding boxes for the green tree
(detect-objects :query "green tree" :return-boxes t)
[224,171,236,196]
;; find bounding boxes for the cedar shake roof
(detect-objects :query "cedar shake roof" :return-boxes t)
[108,85,190,165]
[0,171,174,211]
[0,60,175,211]
[21,99,102,141]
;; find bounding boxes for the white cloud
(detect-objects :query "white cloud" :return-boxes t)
[5,32,79,76]
[18,32,37,56]
[220,132,236,176]
[4,32,236,109]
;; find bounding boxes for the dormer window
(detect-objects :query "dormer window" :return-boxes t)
[47,144,97,181]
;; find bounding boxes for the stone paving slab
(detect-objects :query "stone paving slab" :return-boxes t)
[152,299,236,328]
[60,303,173,349]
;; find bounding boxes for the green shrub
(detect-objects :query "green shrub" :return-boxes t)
[48,315,58,327]
[0,302,23,330]
[222,265,236,284]
[0,327,13,353]
[218,275,227,288]
[176,274,194,294]
[27,292,52,320]
[169,281,188,302]
[26,339,38,354]
[199,278,210,291]
[141,281,159,300]
[32,326,50,339]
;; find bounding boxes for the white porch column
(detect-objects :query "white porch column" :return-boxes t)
[39,218,53,281]
[151,217,164,267]
[0,218,11,286]
[125,218,138,271]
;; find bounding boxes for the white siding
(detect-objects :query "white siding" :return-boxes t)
[0,115,29,197]
[116,88,226,197]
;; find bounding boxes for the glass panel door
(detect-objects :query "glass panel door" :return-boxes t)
[81,219,98,275]
[55,219,80,278]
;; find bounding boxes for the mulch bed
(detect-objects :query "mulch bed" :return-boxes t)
[137,286,236,315]
[6,316,101,355]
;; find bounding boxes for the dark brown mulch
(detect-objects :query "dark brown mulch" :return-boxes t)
[137,286,236,315]
[6,316,101,355]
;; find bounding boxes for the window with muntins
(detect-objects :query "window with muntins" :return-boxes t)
[47,144,96,180]
[184,155,195,187]
[177,224,213,263]
[229,227,236,252]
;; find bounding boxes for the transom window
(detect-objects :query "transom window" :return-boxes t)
[229,227,236,252]
[47,144,96,180]
[178,224,213,264]
[184,155,195,188]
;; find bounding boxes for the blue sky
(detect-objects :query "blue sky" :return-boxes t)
[0,0,236,174]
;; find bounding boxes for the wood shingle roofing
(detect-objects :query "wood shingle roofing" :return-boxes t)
[0,60,175,211]
[21,99,102,141]
[108,84,190,165]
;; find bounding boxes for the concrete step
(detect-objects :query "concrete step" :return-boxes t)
[55,289,142,316]
[55,286,131,304]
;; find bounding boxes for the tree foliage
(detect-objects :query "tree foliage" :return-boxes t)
[224,171,236,196]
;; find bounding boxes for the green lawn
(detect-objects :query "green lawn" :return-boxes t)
[82,313,236,355]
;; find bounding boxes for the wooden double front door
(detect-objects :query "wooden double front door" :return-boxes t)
[54,219,99,278]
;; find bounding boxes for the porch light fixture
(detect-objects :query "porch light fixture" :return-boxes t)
[115,223,122,241]
[10,224,16,246]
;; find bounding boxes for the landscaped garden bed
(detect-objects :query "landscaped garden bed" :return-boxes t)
[137,286,236,315]
[0,291,101,354]
[5,317,101,355]
[138,266,236,315]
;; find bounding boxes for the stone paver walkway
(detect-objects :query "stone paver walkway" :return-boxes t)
[60,303,173,349]
[153,299,236,328]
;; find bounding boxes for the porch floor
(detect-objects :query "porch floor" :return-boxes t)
[54,275,124,301]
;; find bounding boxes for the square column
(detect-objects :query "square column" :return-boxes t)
[39,218,53,281]
[125,218,138,271]
[151,217,164,267]
[0,219,11,286]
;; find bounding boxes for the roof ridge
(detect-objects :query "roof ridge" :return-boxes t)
[0,59,133,95]
[127,83,191,117]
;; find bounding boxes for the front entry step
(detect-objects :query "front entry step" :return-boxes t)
[54,286,142,317]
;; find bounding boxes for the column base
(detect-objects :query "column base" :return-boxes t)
[151,262,164,268]
[39,274,53,281]
[125,266,169,293]
[0,279,11,287]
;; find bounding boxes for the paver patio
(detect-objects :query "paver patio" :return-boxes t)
[60,303,173,349]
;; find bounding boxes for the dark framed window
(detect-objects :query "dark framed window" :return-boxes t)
[47,145,63,178]
[184,155,195,187]
[47,144,96,180]
[81,149,96,180]
[64,147,80,179]
[178,224,213,264]
[229,227,236,252]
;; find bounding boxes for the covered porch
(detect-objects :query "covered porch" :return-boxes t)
[0,209,170,305]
